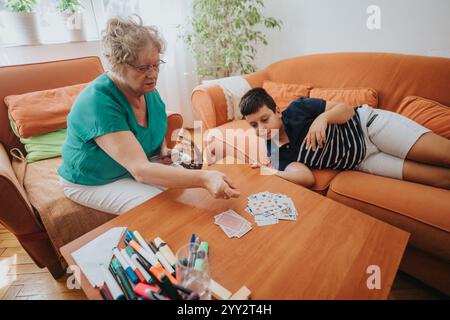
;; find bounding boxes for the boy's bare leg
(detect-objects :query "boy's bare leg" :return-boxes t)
[275,162,315,188]
[403,159,450,190]
[406,132,450,168]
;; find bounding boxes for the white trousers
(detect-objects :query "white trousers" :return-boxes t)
[59,176,166,215]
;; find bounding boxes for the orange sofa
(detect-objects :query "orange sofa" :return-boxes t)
[0,57,183,278]
[191,52,450,295]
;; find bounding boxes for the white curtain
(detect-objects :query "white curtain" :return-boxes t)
[102,0,199,127]
[138,0,198,127]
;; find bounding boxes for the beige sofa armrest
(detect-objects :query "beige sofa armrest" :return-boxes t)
[0,144,46,235]
[0,143,33,212]
[0,144,65,276]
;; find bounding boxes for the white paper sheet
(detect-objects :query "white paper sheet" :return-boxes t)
[71,227,126,287]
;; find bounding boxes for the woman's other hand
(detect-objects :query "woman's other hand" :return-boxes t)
[159,147,173,164]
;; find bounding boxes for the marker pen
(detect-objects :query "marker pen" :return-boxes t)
[188,234,199,268]
[120,248,146,283]
[112,247,139,284]
[187,292,200,300]
[98,283,113,300]
[125,230,138,243]
[133,283,160,300]
[194,241,208,272]
[125,246,152,284]
[129,239,159,267]
[160,274,182,300]
[133,231,159,265]
[154,237,177,266]
[150,263,178,285]
[148,241,175,275]
[100,264,124,300]
[111,258,136,300]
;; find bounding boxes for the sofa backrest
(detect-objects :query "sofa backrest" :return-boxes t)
[0,56,104,158]
[245,52,450,112]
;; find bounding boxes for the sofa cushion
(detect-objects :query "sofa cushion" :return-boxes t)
[397,96,450,139]
[10,120,66,163]
[327,171,450,261]
[310,87,378,107]
[14,156,114,252]
[262,81,312,111]
[207,120,338,192]
[5,83,87,138]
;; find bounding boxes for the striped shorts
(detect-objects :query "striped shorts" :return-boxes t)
[355,105,430,179]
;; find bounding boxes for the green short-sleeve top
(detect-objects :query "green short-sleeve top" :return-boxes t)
[58,73,167,186]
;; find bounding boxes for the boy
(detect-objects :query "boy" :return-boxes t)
[239,88,450,189]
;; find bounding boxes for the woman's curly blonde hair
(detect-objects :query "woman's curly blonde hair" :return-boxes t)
[101,15,165,75]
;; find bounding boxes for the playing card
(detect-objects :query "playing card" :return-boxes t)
[255,216,279,226]
[248,198,279,216]
[246,192,299,226]
[220,225,238,238]
[215,214,245,231]
[215,210,252,238]
[236,224,252,238]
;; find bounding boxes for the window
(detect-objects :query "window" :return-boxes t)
[0,0,99,46]
[0,0,159,46]
[91,0,140,34]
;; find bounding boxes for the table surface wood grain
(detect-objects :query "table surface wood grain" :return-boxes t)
[60,162,409,300]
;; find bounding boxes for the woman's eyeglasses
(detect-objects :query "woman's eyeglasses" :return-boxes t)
[127,59,166,73]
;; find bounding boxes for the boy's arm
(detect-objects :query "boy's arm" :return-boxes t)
[305,101,355,150]
[322,101,355,124]
[275,162,315,189]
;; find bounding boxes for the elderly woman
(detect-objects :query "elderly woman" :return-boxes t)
[58,16,239,214]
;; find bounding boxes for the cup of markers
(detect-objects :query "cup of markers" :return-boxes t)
[175,235,211,300]
[98,229,203,300]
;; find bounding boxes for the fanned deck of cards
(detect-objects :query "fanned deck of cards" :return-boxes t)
[214,210,252,238]
[245,191,298,226]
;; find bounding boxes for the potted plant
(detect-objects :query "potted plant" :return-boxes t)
[179,0,282,80]
[1,0,40,45]
[57,0,86,42]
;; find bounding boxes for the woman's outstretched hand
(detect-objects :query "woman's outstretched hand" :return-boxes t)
[202,170,240,199]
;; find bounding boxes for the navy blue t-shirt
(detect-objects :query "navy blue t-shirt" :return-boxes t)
[267,98,366,171]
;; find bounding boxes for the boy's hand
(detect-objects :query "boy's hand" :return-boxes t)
[305,114,328,151]
[250,160,272,169]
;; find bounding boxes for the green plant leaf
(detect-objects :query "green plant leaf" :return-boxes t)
[56,0,83,14]
[3,0,38,13]
[178,0,282,79]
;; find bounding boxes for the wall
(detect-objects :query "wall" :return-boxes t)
[1,0,448,126]
[255,0,450,68]
[0,41,104,66]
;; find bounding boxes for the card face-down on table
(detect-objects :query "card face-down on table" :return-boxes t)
[215,210,252,238]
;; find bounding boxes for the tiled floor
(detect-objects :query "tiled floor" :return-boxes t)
[0,224,447,300]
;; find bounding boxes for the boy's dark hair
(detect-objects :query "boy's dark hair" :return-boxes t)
[240,87,276,116]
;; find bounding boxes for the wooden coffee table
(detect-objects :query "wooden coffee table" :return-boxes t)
[60,162,409,300]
